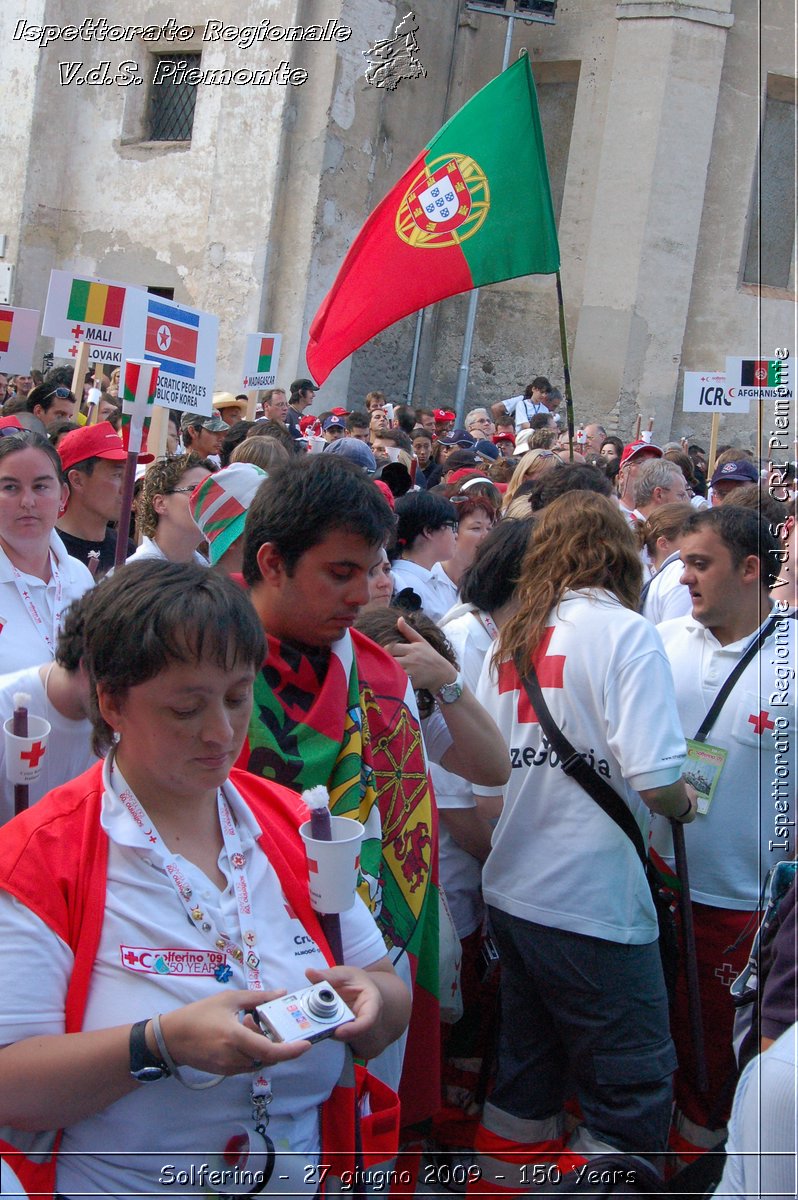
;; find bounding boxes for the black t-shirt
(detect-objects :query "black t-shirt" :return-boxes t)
[57,527,135,579]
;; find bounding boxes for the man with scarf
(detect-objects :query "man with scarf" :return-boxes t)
[238,455,507,1129]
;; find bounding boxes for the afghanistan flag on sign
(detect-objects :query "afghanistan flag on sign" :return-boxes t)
[306,53,560,385]
[740,359,781,388]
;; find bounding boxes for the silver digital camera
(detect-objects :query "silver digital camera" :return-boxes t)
[254,982,355,1045]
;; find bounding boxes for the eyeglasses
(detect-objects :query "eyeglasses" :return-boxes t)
[45,387,72,402]
[166,486,197,495]
[442,521,459,532]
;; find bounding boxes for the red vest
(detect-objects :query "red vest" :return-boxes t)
[0,762,397,1196]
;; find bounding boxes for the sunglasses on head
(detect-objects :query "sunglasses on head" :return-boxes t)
[45,387,72,402]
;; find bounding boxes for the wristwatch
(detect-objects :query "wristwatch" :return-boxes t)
[436,672,464,705]
[129,1018,171,1082]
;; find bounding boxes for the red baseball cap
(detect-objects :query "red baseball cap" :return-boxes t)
[0,416,24,432]
[330,407,349,418]
[433,408,456,422]
[619,441,663,469]
[58,421,144,472]
[493,432,516,446]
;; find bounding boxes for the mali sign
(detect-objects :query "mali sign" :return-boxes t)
[42,270,139,345]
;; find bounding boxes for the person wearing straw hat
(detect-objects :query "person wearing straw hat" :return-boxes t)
[211,391,246,426]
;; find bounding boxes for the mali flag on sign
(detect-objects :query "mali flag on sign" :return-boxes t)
[741,359,781,387]
[306,54,560,386]
[66,280,126,329]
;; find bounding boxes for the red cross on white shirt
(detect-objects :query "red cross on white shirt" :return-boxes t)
[748,710,775,736]
[498,626,565,724]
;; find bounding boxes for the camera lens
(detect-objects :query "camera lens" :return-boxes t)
[305,984,342,1021]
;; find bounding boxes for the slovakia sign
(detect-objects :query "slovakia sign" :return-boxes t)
[54,339,123,367]
[243,333,282,390]
[0,306,39,374]
[121,292,218,416]
[42,270,139,344]
[682,372,749,414]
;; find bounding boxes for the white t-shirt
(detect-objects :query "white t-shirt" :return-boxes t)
[0,664,95,825]
[391,558,453,622]
[0,763,386,1199]
[717,1021,798,1199]
[642,555,692,624]
[475,590,686,944]
[651,609,797,909]
[502,395,549,431]
[0,531,93,675]
[126,535,208,566]
[431,607,497,938]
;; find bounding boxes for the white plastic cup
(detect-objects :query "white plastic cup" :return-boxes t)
[4,714,51,784]
[299,816,365,913]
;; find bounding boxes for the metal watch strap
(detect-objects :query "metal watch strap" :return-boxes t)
[129,1018,171,1080]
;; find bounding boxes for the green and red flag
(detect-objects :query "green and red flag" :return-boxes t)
[306,53,560,385]
[740,359,781,388]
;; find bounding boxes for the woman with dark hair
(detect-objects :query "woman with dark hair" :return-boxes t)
[0,429,93,673]
[390,490,458,620]
[0,559,409,1199]
[470,493,697,1188]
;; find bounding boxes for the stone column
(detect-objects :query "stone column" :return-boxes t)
[570,0,733,437]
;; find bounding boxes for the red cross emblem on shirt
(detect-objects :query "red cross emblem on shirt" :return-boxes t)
[498,626,565,723]
[748,709,775,736]
[20,741,46,768]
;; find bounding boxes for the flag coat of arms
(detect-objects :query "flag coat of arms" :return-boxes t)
[0,307,40,375]
[306,54,560,385]
[725,355,793,396]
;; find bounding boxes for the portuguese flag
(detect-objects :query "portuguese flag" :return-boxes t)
[306,54,559,385]
[740,359,781,387]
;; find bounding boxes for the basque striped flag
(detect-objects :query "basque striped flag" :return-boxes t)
[144,298,199,380]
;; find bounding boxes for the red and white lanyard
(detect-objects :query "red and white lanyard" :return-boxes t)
[112,769,265,991]
[479,609,500,641]
[11,552,62,656]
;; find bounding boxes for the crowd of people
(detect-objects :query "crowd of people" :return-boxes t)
[0,363,795,1197]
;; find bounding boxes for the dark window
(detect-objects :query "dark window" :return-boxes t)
[149,55,201,141]
[147,286,175,300]
[743,77,796,290]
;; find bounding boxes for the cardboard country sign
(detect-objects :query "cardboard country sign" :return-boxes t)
[243,332,282,389]
[0,306,39,374]
[53,339,123,367]
[724,355,794,401]
[121,292,218,416]
[682,372,749,414]
[42,270,140,344]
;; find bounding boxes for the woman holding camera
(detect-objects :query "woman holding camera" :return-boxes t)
[0,560,409,1198]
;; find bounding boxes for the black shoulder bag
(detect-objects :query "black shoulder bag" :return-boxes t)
[521,665,680,994]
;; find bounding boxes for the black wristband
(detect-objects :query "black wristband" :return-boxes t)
[129,1018,171,1081]
[675,797,693,821]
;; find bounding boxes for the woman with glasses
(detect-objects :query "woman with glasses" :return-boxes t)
[128,455,213,566]
[390,490,459,621]
[433,492,500,617]
[0,428,94,673]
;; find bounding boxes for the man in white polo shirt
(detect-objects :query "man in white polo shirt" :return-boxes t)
[651,505,797,1163]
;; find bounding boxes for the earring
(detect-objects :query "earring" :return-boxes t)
[112,731,121,745]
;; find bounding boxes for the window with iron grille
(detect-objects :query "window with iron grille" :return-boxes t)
[149,55,201,141]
